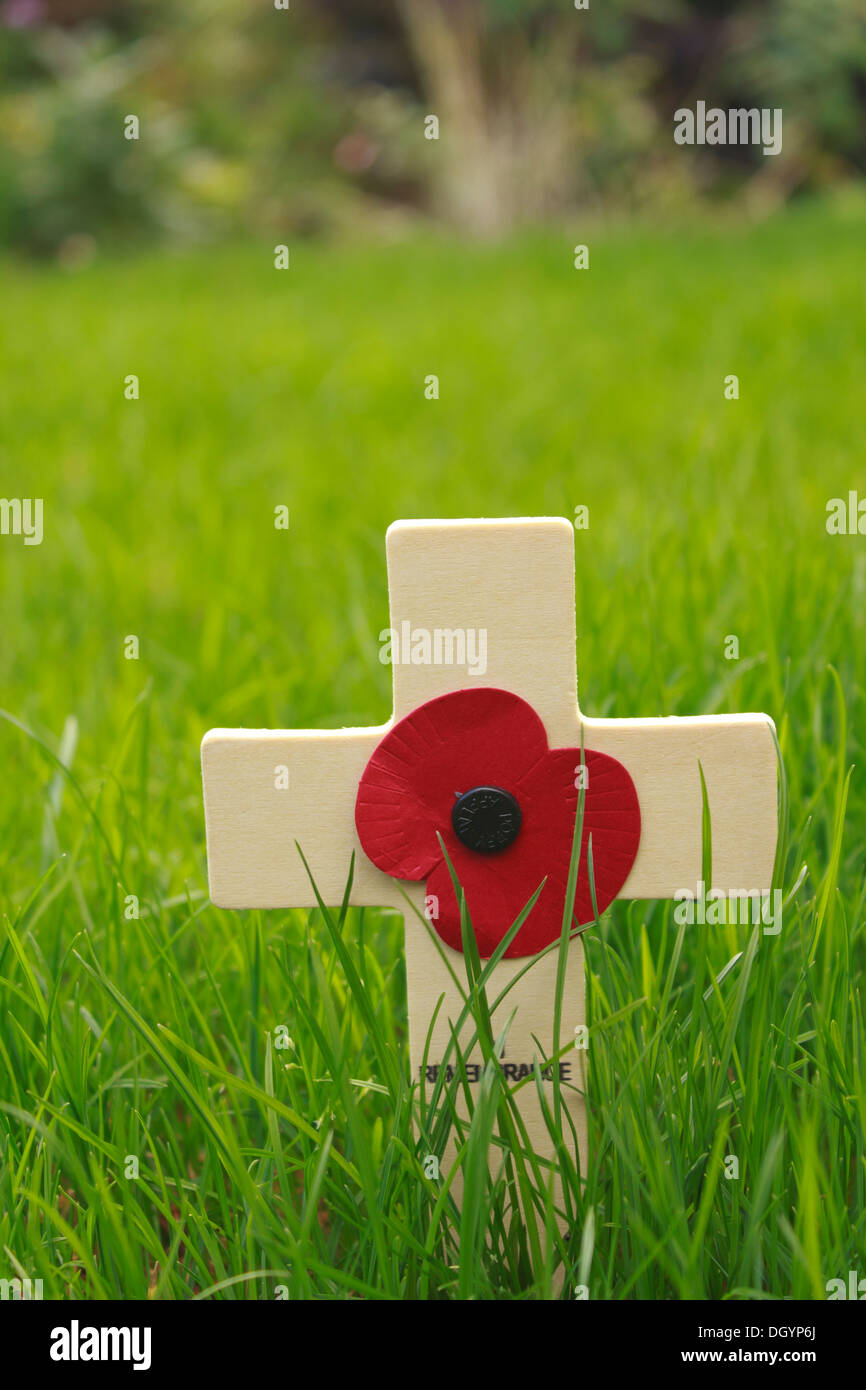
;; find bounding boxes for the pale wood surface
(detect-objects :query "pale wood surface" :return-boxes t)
[201,517,778,1181]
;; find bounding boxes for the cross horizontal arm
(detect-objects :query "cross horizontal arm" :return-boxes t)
[581,712,778,896]
[201,726,418,909]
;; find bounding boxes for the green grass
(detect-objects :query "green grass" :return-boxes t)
[0,194,865,1299]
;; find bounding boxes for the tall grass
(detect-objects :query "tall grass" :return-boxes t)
[1,197,864,1297]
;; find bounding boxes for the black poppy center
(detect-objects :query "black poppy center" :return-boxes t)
[451,785,522,854]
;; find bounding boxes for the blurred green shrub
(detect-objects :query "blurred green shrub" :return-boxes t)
[0,0,864,256]
[0,0,361,255]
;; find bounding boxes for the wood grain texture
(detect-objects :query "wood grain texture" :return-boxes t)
[201,517,779,1182]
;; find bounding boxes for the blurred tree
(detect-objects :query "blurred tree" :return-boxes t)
[394,0,580,233]
[0,0,864,254]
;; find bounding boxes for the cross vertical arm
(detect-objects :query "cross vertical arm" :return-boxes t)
[385,517,579,742]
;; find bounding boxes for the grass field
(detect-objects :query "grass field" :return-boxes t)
[1,195,865,1299]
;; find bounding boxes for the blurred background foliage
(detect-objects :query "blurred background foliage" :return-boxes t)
[0,0,865,258]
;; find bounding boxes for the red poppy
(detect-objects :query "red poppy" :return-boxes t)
[354,687,641,959]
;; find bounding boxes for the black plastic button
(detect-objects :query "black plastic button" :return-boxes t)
[451,786,522,854]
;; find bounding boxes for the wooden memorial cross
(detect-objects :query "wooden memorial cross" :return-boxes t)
[201,517,778,1177]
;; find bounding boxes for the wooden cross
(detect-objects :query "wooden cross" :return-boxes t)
[201,517,778,1175]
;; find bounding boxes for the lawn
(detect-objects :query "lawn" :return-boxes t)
[0,195,864,1299]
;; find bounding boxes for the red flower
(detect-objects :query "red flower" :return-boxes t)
[354,687,641,958]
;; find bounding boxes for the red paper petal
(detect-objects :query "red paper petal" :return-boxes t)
[430,747,641,958]
[354,688,549,880]
[354,686,641,959]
